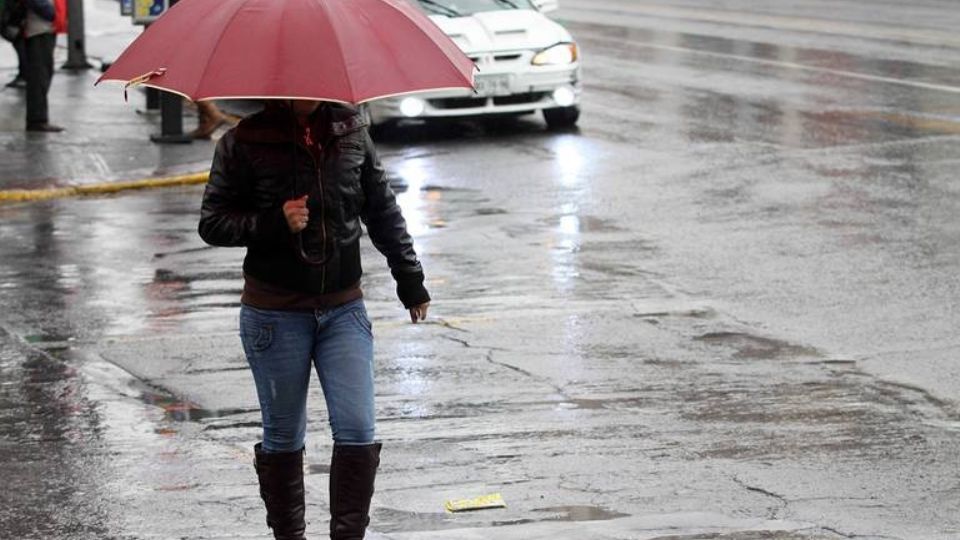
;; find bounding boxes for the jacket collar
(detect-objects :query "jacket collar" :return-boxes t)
[235,102,368,144]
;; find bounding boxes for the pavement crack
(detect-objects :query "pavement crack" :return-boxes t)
[817,525,902,539]
[482,349,573,401]
[431,318,470,333]
[440,333,572,401]
[730,475,788,520]
[820,527,856,539]
[438,334,508,352]
[440,335,472,348]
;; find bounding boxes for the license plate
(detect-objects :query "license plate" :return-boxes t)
[474,74,512,97]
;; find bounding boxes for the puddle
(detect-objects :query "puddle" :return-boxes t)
[475,208,508,216]
[420,185,475,193]
[635,307,715,320]
[153,246,214,260]
[532,505,629,522]
[373,507,455,533]
[541,214,625,233]
[569,397,650,410]
[24,333,75,345]
[138,390,253,422]
[695,332,821,360]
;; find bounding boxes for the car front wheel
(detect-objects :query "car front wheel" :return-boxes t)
[543,106,580,130]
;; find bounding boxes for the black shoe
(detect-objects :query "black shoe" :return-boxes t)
[26,123,65,133]
[5,76,25,89]
[254,443,307,540]
[330,442,381,540]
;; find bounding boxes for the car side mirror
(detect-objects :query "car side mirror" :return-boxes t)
[530,0,559,14]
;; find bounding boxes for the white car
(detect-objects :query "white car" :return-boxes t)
[367,0,582,130]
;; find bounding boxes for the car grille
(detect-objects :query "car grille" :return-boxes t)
[429,97,487,109]
[428,92,548,110]
[493,92,547,105]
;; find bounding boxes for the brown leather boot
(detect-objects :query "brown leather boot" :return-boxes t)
[189,101,229,139]
[329,443,382,540]
[254,443,307,540]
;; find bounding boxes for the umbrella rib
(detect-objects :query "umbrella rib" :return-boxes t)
[192,0,258,99]
[315,0,355,103]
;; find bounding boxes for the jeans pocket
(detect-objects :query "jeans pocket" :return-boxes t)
[241,319,274,353]
[350,309,373,338]
[252,325,274,351]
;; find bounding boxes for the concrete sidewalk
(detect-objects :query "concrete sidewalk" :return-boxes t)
[0,0,219,191]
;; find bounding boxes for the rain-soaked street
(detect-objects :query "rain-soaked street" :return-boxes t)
[2,0,960,538]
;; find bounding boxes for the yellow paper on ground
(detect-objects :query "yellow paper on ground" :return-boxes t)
[444,493,507,512]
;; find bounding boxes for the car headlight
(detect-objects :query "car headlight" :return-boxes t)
[400,97,426,118]
[531,43,578,66]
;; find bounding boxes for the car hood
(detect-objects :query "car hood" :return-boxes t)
[430,10,572,53]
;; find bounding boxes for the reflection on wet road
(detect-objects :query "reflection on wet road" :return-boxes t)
[0,331,110,538]
[3,0,960,537]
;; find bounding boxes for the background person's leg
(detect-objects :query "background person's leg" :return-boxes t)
[6,38,27,87]
[25,33,59,131]
[39,33,54,96]
[15,37,26,80]
[24,35,47,128]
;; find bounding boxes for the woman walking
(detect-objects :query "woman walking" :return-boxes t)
[199,99,430,540]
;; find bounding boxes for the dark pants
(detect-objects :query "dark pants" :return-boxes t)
[25,32,55,127]
[13,37,26,79]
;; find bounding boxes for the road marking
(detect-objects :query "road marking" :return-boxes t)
[584,33,960,95]
[565,1,960,48]
[0,172,209,203]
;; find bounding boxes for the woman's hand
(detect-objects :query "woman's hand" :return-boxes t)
[283,196,309,233]
[409,302,429,323]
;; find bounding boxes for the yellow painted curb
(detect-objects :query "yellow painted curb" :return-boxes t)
[0,171,210,203]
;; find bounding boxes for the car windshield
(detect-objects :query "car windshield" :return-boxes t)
[415,0,535,17]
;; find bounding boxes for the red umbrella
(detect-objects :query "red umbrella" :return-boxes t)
[97,0,476,103]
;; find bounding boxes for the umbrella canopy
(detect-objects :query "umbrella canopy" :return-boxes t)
[97,0,476,103]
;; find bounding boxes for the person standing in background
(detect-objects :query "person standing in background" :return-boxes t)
[5,35,27,88]
[1,0,27,89]
[23,0,61,132]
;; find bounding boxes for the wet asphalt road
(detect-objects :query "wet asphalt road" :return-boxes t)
[2,0,960,538]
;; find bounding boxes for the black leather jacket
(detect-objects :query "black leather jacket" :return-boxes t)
[198,104,429,308]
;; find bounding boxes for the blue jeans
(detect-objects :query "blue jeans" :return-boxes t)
[239,299,375,452]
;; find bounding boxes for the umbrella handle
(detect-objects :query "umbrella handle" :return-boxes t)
[287,106,333,267]
[295,233,333,266]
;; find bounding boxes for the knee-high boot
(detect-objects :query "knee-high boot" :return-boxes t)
[329,443,382,540]
[254,443,307,540]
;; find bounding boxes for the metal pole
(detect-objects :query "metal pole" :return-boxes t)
[62,0,92,70]
[146,87,161,111]
[150,91,192,143]
[148,0,191,143]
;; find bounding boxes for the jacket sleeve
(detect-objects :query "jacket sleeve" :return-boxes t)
[198,134,289,248]
[358,131,430,309]
[25,0,54,21]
